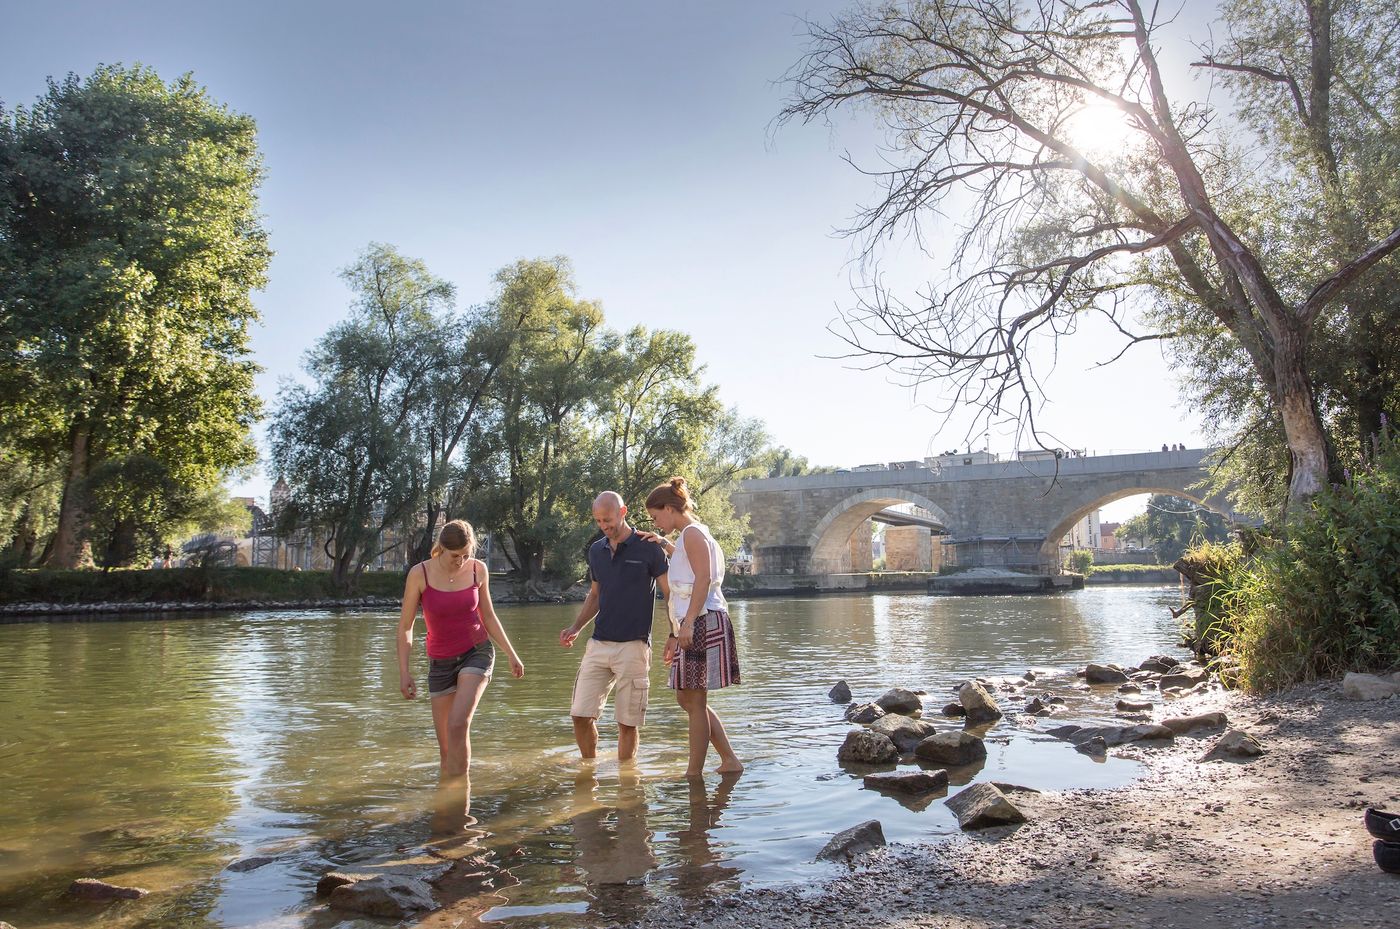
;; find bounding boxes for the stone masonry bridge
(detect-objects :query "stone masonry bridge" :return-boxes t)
[731,448,1235,582]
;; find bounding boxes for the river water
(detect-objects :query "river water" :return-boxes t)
[0,586,1186,928]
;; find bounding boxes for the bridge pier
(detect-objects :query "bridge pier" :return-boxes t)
[940,536,1056,573]
[753,545,813,575]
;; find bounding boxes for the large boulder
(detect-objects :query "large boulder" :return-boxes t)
[958,681,1003,724]
[1199,729,1264,763]
[914,731,987,766]
[1160,667,1210,690]
[845,702,886,724]
[869,714,939,753]
[816,820,886,861]
[328,874,437,918]
[1342,672,1400,701]
[875,688,924,715]
[1138,655,1181,674]
[863,769,949,795]
[67,878,149,900]
[945,783,1027,829]
[1085,663,1130,684]
[1161,712,1229,735]
[838,729,899,764]
[829,680,853,703]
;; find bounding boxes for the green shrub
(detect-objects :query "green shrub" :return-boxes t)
[1064,548,1094,574]
[1182,432,1400,691]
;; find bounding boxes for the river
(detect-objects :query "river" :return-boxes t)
[0,585,1187,928]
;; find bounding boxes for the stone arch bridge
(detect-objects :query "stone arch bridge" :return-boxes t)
[731,448,1235,582]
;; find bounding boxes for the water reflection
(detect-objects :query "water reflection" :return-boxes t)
[669,773,743,898]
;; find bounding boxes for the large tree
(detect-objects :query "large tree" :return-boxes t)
[781,0,1400,512]
[459,259,613,587]
[0,65,269,566]
[270,244,448,590]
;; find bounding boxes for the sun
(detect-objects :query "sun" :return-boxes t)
[1062,99,1138,161]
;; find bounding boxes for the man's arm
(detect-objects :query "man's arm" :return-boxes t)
[560,581,600,647]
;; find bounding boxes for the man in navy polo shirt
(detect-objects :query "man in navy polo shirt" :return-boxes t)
[560,491,671,761]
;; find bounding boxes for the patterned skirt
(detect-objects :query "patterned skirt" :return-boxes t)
[669,609,741,691]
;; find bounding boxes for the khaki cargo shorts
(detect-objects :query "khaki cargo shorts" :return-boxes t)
[570,638,651,728]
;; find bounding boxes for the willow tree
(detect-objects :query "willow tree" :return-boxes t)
[0,66,268,566]
[782,0,1400,510]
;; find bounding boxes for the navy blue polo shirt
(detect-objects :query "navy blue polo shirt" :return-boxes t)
[587,530,668,643]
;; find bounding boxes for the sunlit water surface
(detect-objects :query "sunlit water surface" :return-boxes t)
[0,586,1187,928]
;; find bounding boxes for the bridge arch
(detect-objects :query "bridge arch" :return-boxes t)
[1038,484,1234,566]
[808,489,952,573]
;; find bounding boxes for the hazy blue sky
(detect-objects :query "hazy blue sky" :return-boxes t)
[3,0,1217,520]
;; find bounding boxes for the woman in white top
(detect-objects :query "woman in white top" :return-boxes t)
[643,477,743,776]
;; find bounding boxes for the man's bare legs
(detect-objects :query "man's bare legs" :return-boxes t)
[573,715,639,762]
[618,723,638,762]
[573,715,599,759]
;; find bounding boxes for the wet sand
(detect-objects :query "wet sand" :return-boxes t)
[623,681,1400,929]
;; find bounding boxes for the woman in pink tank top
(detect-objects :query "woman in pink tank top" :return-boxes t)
[395,519,524,779]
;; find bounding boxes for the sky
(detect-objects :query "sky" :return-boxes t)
[2,1,1223,522]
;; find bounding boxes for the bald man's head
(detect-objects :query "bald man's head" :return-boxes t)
[592,491,624,512]
[592,491,629,543]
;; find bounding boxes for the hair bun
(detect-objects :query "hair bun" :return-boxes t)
[670,477,688,491]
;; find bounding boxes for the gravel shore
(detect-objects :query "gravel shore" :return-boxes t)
[621,680,1400,929]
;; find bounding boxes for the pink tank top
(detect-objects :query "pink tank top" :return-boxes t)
[420,562,488,659]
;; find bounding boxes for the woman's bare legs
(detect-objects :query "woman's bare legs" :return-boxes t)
[676,689,742,775]
[430,672,490,778]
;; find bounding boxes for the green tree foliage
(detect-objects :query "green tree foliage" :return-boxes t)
[457,258,613,586]
[270,244,450,590]
[1120,495,1233,564]
[0,65,269,567]
[1155,0,1400,517]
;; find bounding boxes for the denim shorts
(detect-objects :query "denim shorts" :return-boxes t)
[427,641,495,696]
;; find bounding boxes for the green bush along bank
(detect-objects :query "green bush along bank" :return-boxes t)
[1177,436,1400,691]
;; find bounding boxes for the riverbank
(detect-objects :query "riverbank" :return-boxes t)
[0,567,593,619]
[624,679,1400,929]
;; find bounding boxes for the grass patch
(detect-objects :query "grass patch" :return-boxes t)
[1088,563,1175,577]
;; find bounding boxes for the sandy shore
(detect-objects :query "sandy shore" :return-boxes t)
[624,681,1400,929]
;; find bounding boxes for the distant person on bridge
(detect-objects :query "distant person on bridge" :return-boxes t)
[396,519,525,780]
[560,492,670,763]
[640,477,743,777]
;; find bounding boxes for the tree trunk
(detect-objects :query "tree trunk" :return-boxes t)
[45,423,91,569]
[1274,328,1333,505]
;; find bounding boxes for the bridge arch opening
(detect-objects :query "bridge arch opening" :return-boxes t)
[808,490,951,574]
[1040,486,1237,569]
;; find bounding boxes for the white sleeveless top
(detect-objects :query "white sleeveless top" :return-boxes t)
[668,522,727,631]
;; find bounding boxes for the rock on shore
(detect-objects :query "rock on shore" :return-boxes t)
[816,820,886,862]
[945,783,1028,830]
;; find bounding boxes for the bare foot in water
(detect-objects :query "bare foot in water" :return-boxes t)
[716,759,744,774]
